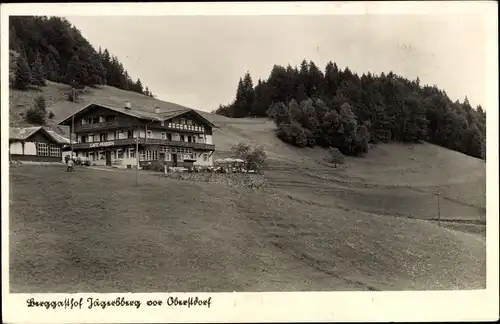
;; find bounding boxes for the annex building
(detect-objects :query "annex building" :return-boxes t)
[58,101,217,168]
[9,126,70,163]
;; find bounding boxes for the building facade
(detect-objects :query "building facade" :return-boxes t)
[58,102,217,168]
[9,126,70,163]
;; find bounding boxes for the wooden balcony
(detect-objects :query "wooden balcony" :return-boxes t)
[71,138,215,151]
[74,121,206,134]
[74,121,121,133]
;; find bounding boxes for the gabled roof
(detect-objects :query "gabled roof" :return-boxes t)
[58,102,219,128]
[46,129,71,144]
[10,127,42,141]
[10,126,70,144]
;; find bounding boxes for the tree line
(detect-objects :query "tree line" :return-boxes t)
[9,16,154,97]
[215,60,486,159]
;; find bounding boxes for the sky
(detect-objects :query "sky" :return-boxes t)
[66,13,496,112]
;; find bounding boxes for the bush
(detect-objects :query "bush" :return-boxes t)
[25,95,47,125]
[277,122,309,147]
[231,142,267,172]
[143,161,165,172]
[328,147,345,167]
[67,90,77,102]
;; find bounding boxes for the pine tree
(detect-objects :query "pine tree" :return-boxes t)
[43,53,57,82]
[308,61,324,97]
[233,77,247,118]
[324,61,340,98]
[242,71,254,116]
[132,79,141,94]
[31,52,46,87]
[9,26,21,52]
[65,54,85,88]
[13,53,32,90]
[338,102,358,154]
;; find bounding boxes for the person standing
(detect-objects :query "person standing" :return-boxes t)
[66,157,74,172]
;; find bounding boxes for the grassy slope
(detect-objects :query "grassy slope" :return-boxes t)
[8,82,487,291]
[9,165,485,292]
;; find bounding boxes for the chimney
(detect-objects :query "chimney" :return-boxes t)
[155,107,160,114]
[124,101,131,109]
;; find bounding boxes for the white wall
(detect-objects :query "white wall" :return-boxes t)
[171,133,180,141]
[118,131,127,139]
[10,142,23,154]
[193,151,213,166]
[205,135,213,145]
[24,142,36,155]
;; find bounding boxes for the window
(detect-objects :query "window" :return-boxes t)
[80,135,87,143]
[89,152,95,161]
[99,151,105,160]
[142,150,159,161]
[88,134,94,142]
[81,118,87,125]
[100,133,107,141]
[49,144,60,157]
[147,130,152,138]
[99,116,106,123]
[166,153,171,161]
[127,130,133,139]
[36,143,49,156]
[187,120,192,126]
[203,153,209,162]
[180,135,185,142]
[180,119,185,125]
[168,123,172,128]
[161,132,166,139]
[161,121,165,126]
[117,149,124,159]
[129,148,135,158]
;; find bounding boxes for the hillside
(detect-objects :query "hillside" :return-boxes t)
[9,82,486,217]
[9,16,154,96]
[8,81,487,290]
[216,62,487,161]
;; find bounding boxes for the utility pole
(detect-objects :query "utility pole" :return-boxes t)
[71,81,75,159]
[71,115,74,158]
[437,185,441,227]
[136,125,139,185]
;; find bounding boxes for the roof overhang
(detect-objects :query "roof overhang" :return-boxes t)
[58,102,220,129]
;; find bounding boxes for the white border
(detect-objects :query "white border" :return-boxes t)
[1,2,499,323]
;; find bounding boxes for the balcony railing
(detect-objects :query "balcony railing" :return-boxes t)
[74,121,206,134]
[71,138,215,151]
[74,121,121,132]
